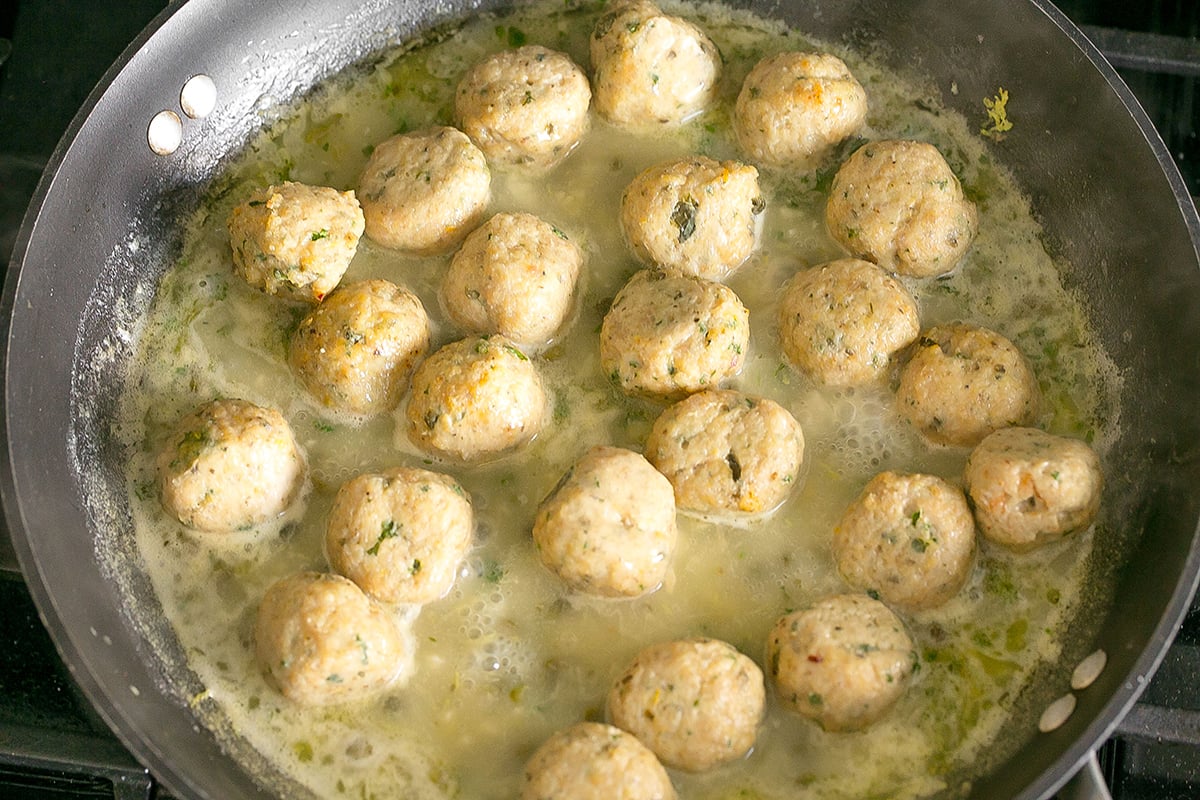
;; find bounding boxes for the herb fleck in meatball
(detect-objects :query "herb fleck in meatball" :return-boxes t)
[964,427,1102,551]
[326,467,473,604]
[254,572,411,706]
[405,334,548,461]
[600,268,750,401]
[157,398,307,533]
[734,51,868,170]
[357,126,490,254]
[289,279,431,420]
[826,139,978,277]
[227,181,364,302]
[896,323,1040,447]
[644,389,804,519]
[589,0,721,129]
[778,258,920,386]
[455,45,591,170]
[441,212,582,348]
[533,446,677,598]
[620,156,764,280]
[607,637,764,772]
[833,471,976,610]
[521,722,676,800]
[767,594,915,732]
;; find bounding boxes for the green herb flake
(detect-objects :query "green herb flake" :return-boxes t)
[310,228,329,241]
[367,520,400,556]
[497,25,527,47]
[483,560,505,584]
[670,197,699,243]
[293,741,314,762]
[355,634,369,664]
[173,428,211,468]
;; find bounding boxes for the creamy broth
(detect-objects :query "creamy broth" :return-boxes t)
[118,1,1121,798]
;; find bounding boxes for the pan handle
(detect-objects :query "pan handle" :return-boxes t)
[1057,751,1113,800]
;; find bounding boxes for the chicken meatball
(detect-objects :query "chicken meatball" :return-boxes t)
[620,156,764,280]
[607,638,764,772]
[405,334,548,461]
[455,45,591,170]
[533,446,677,598]
[521,722,676,800]
[289,279,431,419]
[254,572,411,706]
[600,269,750,401]
[896,323,1040,447]
[767,594,915,732]
[589,0,721,128]
[157,398,306,533]
[826,140,978,278]
[777,258,920,386]
[357,126,491,254]
[326,467,473,604]
[227,181,364,303]
[644,389,805,519]
[964,427,1103,551]
[441,212,582,348]
[832,471,976,610]
[734,52,868,170]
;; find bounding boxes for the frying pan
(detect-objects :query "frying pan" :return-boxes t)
[4,0,1200,798]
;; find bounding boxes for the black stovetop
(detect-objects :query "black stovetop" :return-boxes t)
[0,1,1197,799]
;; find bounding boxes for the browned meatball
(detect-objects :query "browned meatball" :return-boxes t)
[589,0,720,129]
[533,446,677,598]
[644,389,805,519]
[600,269,749,401]
[896,323,1040,447]
[964,427,1103,551]
[254,572,411,706]
[455,45,591,170]
[777,258,920,387]
[826,140,977,278]
[441,212,582,349]
[289,279,430,419]
[619,156,764,280]
[326,467,473,604]
[521,722,676,800]
[832,471,976,610]
[157,399,307,533]
[227,181,364,303]
[607,637,764,772]
[405,335,549,461]
[767,594,915,731]
[734,52,868,170]
[357,126,491,254]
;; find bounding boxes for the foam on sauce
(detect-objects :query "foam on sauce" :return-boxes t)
[116,2,1122,798]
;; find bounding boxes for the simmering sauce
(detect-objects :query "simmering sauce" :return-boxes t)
[116,1,1121,797]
